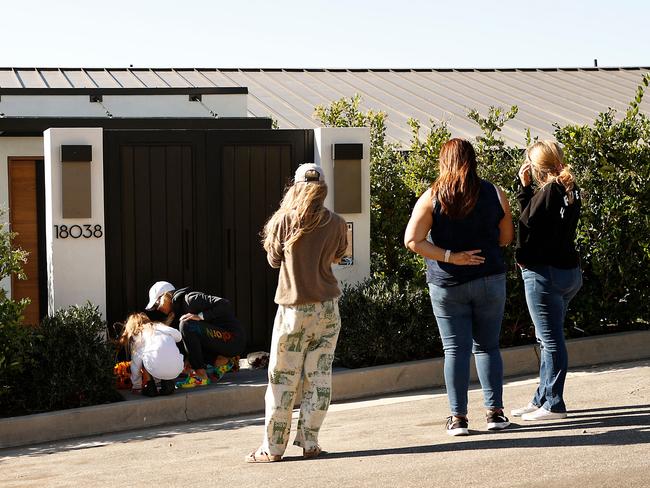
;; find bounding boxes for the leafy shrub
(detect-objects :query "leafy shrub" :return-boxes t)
[400,118,450,197]
[555,75,650,333]
[0,211,31,413]
[323,76,650,368]
[0,305,34,414]
[1,304,122,416]
[336,278,441,368]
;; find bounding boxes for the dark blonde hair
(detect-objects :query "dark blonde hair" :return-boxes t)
[526,140,577,203]
[431,138,480,219]
[118,312,154,348]
[158,292,175,326]
[261,180,331,253]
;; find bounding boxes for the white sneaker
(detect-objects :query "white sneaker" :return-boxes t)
[521,407,567,421]
[510,403,539,417]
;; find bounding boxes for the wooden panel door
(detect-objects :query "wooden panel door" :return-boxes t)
[104,129,313,347]
[221,144,294,350]
[118,144,196,315]
[8,159,45,325]
[104,131,203,324]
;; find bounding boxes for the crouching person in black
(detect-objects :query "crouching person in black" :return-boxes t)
[145,281,246,388]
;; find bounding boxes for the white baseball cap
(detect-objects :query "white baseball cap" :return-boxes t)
[145,281,175,310]
[294,163,325,183]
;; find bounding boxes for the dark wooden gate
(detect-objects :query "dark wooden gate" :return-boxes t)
[104,129,314,351]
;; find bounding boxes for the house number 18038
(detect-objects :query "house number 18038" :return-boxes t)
[54,224,103,239]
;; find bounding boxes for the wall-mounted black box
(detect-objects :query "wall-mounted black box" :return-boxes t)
[61,145,92,162]
[332,143,363,160]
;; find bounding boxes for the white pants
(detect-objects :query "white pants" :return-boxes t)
[261,299,341,456]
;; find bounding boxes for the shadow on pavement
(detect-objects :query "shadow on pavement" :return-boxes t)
[317,404,650,460]
[569,403,650,414]
[0,414,266,459]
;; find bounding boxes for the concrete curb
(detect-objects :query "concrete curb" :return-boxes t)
[1,330,648,449]
[331,338,541,402]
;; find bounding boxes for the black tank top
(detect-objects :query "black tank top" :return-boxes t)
[426,179,506,287]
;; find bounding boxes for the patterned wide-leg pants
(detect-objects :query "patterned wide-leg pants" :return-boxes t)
[261,299,341,456]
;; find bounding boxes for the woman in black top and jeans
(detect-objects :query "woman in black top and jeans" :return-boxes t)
[405,139,514,436]
[511,141,582,421]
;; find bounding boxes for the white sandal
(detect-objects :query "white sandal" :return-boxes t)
[245,448,282,463]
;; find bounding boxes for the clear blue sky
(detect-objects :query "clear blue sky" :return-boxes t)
[2,0,648,68]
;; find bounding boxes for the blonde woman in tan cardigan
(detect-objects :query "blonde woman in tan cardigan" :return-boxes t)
[246,163,348,463]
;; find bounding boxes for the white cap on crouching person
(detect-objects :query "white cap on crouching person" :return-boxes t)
[145,281,175,310]
[294,163,325,183]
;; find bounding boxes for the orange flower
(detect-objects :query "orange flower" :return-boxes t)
[113,361,132,389]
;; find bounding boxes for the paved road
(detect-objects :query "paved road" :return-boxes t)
[2,360,649,488]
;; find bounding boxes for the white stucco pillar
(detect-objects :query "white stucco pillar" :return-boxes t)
[43,128,106,317]
[314,127,371,287]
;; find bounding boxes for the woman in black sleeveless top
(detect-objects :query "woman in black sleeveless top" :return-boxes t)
[405,138,514,436]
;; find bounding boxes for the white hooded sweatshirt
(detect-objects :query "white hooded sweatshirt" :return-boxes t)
[130,323,184,389]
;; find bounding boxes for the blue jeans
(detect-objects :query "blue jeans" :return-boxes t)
[521,265,582,413]
[428,273,506,417]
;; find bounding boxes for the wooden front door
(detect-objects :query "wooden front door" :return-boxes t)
[220,144,294,350]
[8,158,46,325]
[104,129,313,351]
[103,132,202,322]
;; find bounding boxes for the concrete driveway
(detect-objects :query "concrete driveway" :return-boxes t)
[2,360,649,488]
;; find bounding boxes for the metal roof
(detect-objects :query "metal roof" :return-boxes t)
[1,67,649,146]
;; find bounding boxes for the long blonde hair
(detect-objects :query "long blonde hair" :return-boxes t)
[118,312,154,348]
[526,140,577,203]
[262,181,331,252]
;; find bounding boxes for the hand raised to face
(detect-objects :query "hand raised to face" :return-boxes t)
[518,162,532,187]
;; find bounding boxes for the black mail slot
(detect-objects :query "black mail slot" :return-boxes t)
[61,145,92,162]
[332,143,363,160]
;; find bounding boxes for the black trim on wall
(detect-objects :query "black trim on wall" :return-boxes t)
[332,143,363,160]
[35,159,48,320]
[0,87,247,95]
[304,129,315,164]
[0,117,273,135]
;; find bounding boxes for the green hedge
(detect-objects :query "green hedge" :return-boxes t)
[1,304,122,417]
[336,278,441,368]
[556,99,650,333]
[318,76,650,368]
